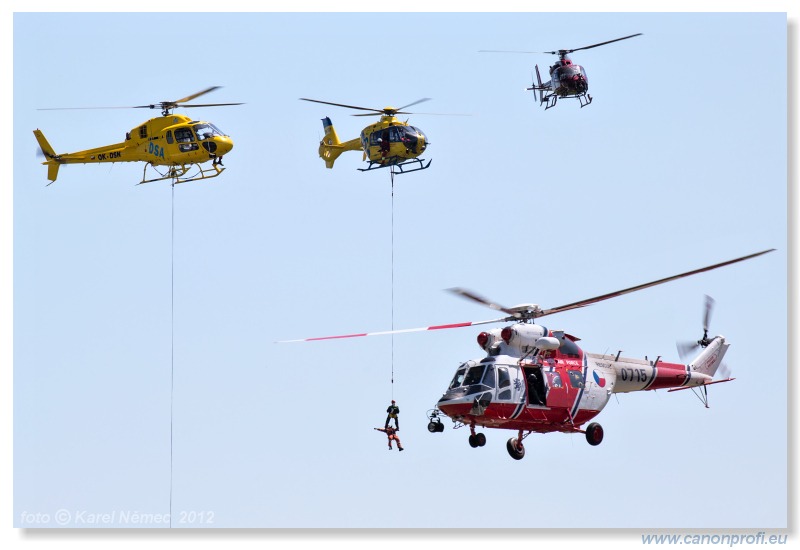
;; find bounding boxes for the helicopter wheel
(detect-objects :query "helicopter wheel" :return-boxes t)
[468,434,478,448]
[506,438,525,460]
[427,421,439,433]
[435,422,445,433]
[585,422,604,446]
[475,433,486,447]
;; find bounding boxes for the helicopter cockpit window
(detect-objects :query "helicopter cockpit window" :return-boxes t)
[371,128,396,146]
[174,127,194,143]
[481,365,496,388]
[449,367,466,389]
[497,367,511,400]
[498,367,510,389]
[193,124,225,141]
[463,365,485,387]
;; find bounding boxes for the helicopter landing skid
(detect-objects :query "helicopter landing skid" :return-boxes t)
[358,157,431,175]
[540,93,592,110]
[139,162,225,185]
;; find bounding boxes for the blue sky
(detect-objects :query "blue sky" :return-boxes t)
[5,2,796,547]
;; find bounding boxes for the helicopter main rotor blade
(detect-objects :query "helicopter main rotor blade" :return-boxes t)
[553,33,643,55]
[277,317,509,343]
[38,106,139,111]
[478,49,540,54]
[172,86,222,105]
[299,98,385,114]
[538,249,774,318]
[404,111,472,117]
[351,110,424,117]
[396,98,432,111]
[279,249,774,345]
[446,287,521,318]
[173,102,244,108]
[40,87,232,112]
[351,111,471,117]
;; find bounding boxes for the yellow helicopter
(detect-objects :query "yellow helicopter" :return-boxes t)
[300,98,434,174]
[34,87,242,185]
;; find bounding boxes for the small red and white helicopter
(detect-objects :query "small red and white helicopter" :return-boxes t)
[282,249,773,460]
[481,33,642,110]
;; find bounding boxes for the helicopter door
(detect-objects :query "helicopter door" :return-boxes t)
[523,367,547,406]
[544,366,578,410]
[174,127,198,153]
[496,366,513,401]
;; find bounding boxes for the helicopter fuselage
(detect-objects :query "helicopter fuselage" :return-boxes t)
[436,323,727,436]
[41,114,233,167]
[316,114,429,172]
[358,115,428,165]
[35,114,234,184]
[548,60,589,98]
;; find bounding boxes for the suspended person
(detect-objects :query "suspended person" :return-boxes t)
[379,128,391,158]
[375,426,404,451]
[385,400,400,429]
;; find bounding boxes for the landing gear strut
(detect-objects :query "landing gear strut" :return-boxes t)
[585,422,604,446]
[467,424,486,448]
[506,430,526,460]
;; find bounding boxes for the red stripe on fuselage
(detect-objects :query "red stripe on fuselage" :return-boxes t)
[647,361,691,390]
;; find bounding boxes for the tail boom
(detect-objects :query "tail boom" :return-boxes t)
[34,129,129,183]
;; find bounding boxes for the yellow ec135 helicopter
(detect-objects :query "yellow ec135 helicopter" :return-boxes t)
[34,87,242,185]
[300,98,435,175]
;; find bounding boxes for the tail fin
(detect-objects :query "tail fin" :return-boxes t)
[318,117,345,169]
[534,65,546,107]
[690,336,729,378]
[33,129,61,183]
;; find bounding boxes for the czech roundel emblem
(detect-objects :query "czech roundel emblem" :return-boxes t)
[593,370,606,388]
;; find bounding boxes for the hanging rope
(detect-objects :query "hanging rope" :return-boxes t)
[390,169,395,400]
[169,182,175,528]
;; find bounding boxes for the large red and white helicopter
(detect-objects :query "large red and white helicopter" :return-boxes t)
[282,249,773,460]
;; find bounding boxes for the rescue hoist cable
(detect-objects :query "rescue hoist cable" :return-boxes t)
[390,169,395,401]
[169,181,175,528]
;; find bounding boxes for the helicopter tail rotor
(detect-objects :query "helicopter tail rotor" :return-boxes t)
[534,65,545,107]
[33,129,61,183]
[319,117,343,169]
[677,295,717,363]
[528,71,539,103]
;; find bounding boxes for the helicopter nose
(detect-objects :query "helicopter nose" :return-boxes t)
[214,136,233,157]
